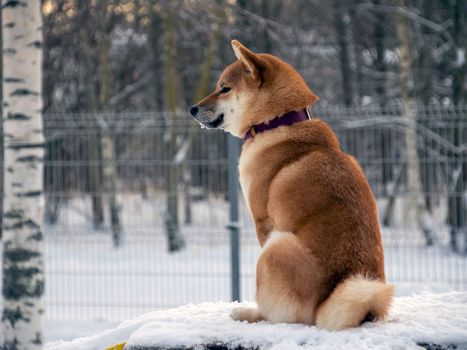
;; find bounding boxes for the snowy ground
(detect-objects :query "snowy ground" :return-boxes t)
[39,230,466,344]
[42,225,467,313]
[0,194,465,344]
[45,292,467,350]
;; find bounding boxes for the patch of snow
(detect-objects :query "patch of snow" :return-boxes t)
[385,49,400,65]
[44,320,119,344]
[45,292,467,350]
[361,96,372,106]
[112,27,147,48]
[456,48,465,68]
[173,139,191,165]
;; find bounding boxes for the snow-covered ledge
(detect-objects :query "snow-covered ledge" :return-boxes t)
[46,293,467,350]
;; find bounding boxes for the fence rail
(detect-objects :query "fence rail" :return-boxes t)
[3,106,467,321]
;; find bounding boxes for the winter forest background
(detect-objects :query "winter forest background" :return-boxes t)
[41,0,465,111]
[1,0,467,345]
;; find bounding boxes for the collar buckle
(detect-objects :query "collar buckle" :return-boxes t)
[305,106,312,119]
[250,126,257,138]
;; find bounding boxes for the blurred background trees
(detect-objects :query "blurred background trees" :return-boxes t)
[33,0,467,251]
[40,0,466,112]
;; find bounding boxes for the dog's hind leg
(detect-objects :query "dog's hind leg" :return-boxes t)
[255,231,322,324]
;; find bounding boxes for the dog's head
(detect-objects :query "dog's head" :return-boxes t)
[190,40,318,138]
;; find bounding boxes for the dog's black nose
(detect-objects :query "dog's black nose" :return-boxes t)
[190,105,199,116]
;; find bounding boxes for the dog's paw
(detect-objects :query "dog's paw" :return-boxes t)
[230,307,263,323]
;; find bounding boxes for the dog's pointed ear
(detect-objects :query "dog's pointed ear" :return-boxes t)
[310,91,319,106]
[231,39,244,60]
[231,40,267,83]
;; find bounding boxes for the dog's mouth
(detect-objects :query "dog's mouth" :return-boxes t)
[194,112,224,129]
[205,113,224,128]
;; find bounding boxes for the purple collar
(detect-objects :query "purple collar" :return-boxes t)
[243,108,312,142]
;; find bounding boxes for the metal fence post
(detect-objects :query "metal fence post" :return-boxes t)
[227,135,241,301]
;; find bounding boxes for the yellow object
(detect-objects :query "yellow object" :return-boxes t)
[105,342,126,350]
[250,126,256,138]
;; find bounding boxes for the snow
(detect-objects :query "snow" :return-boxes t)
[44,320,120,343]
[0,194,464,344]
[456,48,465,68]
[39,227,467,323]
[21,194,467,343]
[45,292,467,350]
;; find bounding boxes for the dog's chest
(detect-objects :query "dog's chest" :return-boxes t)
[238,143,272,212]
[238,148,255,209]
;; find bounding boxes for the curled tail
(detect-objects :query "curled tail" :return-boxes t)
[315,275,394,331]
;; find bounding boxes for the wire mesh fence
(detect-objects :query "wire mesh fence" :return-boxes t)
[17,106,467,321]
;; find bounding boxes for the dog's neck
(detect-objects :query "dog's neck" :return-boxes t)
[243,108,312,142]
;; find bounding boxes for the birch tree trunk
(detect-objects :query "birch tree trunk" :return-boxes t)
[1,1,45,349]
[396,0,434,245]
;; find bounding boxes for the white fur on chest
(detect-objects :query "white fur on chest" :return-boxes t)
[238,129,289,211]
[238,146,255,212]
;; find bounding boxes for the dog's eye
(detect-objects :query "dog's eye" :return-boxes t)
[220,86,231,94]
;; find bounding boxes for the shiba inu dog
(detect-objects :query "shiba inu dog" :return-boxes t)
[190,40,393,331]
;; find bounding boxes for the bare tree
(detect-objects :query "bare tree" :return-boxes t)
[1,1,45,348]
[333,0,354,107]
[97,1,123,247]
[396,0,434,245]
[371,0,393,195]
[0,4,3,240]
[79,1,105,228]
[448,0,466,252]
[161,0,185,252]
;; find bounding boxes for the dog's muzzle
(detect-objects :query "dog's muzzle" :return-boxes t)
[189,105,224,129]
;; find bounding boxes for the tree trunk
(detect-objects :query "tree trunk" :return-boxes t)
[0,5,3,240]
[80,3,104,228]
[1,1,45,348]
[373,0,387,108]
[382,160,406,227]
[372,0,393,194]
[396,0,434,245]
[349,5,364,103]
[98,3,123,247]
[417,0,436,214]
[448,0,466,252]
[89,129,104,229]
[149,6,164,111]
[161,0,185,252]
[418,0,434,105]
[101,134,122,247]
[451,0,466,106]
[333,0,354,107]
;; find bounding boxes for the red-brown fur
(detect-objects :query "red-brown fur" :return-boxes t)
[192,40,394,330]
